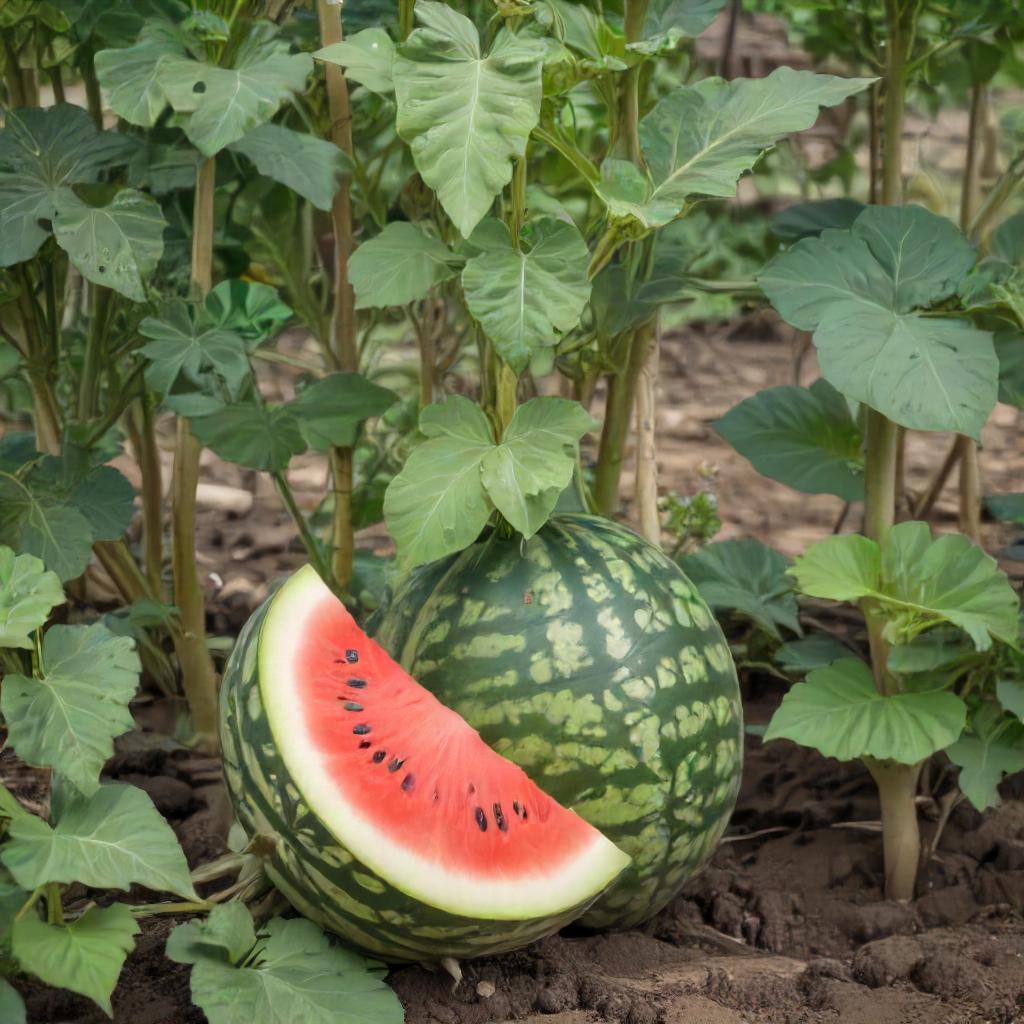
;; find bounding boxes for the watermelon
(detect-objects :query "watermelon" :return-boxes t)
[374,514,743,930]
[219,564,629,963]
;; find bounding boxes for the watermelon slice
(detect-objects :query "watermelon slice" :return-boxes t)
[220,565,629,960]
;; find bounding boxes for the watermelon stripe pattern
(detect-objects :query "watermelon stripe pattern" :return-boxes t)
[220,597,612,963]
[375,514,743,930]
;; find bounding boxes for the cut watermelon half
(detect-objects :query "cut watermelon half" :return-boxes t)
[258,565,630,920]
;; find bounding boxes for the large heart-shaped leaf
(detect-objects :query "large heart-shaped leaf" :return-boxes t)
[228,123,350,211]
[480,397,594,537]
[764,658,967,763]
[349,222,461,309]
[598,69,872,228]
[315,27,396,94]
[0,547,63,650]
[761,204,996,438]
[995,329,1024,409]
[791,521,1019,650]
[461,217,591,373]
[681,539,801,640]
[0,104,136,266]
[13,904,138,1017]
[392,2,544,237]
[384,396,495,570]
[290,373,397,451]
[190,402,305,472]
[633,0,727,53]
[1,782,196,898]
[715,379,864,500]
[52,188,166,301]
[168,907,402,1024]
[946,705,1024,811]
[1,623,139,796]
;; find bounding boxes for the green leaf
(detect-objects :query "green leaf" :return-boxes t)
[760,204,996,438]
[52,188,165,302]
[291,373,397,452]
[13,903,138,1017]
[714,379,864,500]
[94,20,190,127]
[764,658,967,763]
[791,522,1019,651]
[1,623,139,795]
[0,547,63,650]
[166,902,256,966]
[169,909,402,1024]
[0,979,25,1024]
[349,222,461,309]
[617,69,872,227]
[384,396,495,570]
[992,212,1024,266]
[1,782,197,898]
[997,679,1024,719]
[0,104,136,266]
[634,0,726,53]
[228,123,349,211]
[946,706,1024,811]
[770,197,866,242]
[461,217,591,373]
[159,35,313,156]
[315,27,395,94]
[190,402,305,472]
[995,329,1024,409]
[681,539,801,640]
[986,493,1024,526]
[140,300,250,397]
[886,628,974,675]
[480,397,594,538]
[776,634,855,676]
[204,280,292,346]
[0,478,94,583]
[393,2,544,237]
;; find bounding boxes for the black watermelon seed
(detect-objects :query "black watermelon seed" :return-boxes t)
[474,807,487,832]
[512,800,521,816]
[352,723,370,735]
[348,678,367,689]
[387,757,405,773]
[493,803,507,832]
[522,808,528,821]
[372,750,387,763]
[358,740,371,749]
[468,783,476,795]
[342,701,363,711]
[401,773,415,792]
[345,649,359,663]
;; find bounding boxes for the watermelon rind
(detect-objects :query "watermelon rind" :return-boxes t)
[220,568,629,962]
[374,514,744,931]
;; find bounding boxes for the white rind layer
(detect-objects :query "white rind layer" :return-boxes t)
[258,564,630,920]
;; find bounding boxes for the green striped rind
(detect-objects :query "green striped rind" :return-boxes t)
[375,514,743,930]
[219,595,609,963]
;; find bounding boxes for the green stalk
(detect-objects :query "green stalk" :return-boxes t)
[172,156,220,750]
[318,0,358,594]
[968,150,1024,244]
[80,49,103,129]
[860,0,920,903]
[129,400,165,597]
[398,0,416,40]
[495,362,517,438]
[78,286,112,420]
[273,471,331,583]
[956,81,985,545]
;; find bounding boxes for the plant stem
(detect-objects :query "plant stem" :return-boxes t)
[172,156,220,749]
[128,900,215,917]
[495,362,517,438]
[968,150,1024,243]
[272,470,331,582]
[859,0,919,904]
[80,49,103,129]
[407,304,436,409]
[398,0,416,40]
[78,286,111,420]
[866,759,922,900]
[956,83,985,545]
[46,883,63,926]
[318,0,358,594]
[130,400,165,597]
[634,315,660,544]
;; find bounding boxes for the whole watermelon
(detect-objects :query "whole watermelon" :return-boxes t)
[374,514,743,930]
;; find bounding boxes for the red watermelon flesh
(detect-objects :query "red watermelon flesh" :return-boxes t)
[258,565,630,919]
